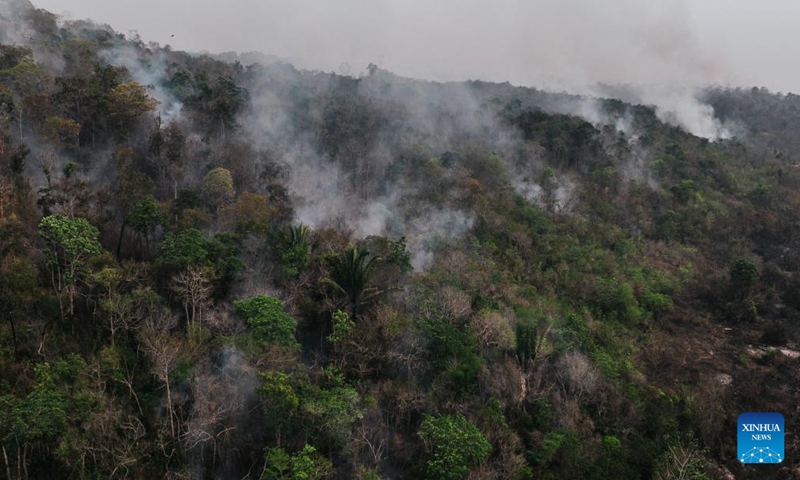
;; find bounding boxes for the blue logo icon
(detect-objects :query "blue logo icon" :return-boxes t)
[738,412,784,464]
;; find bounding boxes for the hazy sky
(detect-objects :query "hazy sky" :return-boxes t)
[31,0,800,93]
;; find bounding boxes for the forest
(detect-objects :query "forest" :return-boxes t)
[1,0,800,478]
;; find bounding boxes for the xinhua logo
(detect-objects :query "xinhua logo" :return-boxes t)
[738,412,784,464]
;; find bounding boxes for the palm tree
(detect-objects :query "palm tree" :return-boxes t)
[281,224,311,276]
[288,224,310,247]
[325,244,380,319]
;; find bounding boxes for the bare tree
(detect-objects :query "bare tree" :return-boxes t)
[138,310,182,459]
[554,350,600,405]
[171,265,214,327]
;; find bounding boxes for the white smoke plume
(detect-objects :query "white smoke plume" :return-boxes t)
[100,43,184,124]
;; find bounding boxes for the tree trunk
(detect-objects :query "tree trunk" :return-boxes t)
[2,445,11,480]
[165,365,175,441]
[116,218,128,260]
[6,311,17,358]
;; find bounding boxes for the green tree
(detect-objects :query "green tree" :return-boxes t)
[114,172,154,259]
[202,167,235,212]
[160,229,242,301]
[0,359,82,479]
[728,258,759,322]
[261,444,332,480]
[128,196,166,254]
[259,367,363,451]
[300,367,364,451]
[418,414,491,480]
[730,258,759,290]
[38,215,102,318]
[280,224,311,277]
[325,244,380,319]
[160,228,209,269]
[235,295,298,348]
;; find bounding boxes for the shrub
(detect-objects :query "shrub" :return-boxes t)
[234,295,299,348]
[418,414,491,480]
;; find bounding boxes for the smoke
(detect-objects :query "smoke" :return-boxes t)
[511,172,577,214]
[645,87,731,140]
[32,0,763,141]
[408,208,475,270]
[3,0,751,270]
[237,66,498,271]
[100,43,184,124]
[583,83,734,140]
[0,0,35,45]
[186,345,262,478]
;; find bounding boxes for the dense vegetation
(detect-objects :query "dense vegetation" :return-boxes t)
[0,1,799,479]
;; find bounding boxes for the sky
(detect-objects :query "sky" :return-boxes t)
[30,0,800,94]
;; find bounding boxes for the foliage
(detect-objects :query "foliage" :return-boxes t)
[325,244,380,318]
[5,10,800,478]
[300,368,364,451]
[107,81,158,137]
[729,258,759,289]
[235,295,299,348]
[233,192,273,233]
[38,215,102,270]
[160,228,209,268]
[262,444,332,480]
[418,414,491,480]
[280,224,311,277]
[327,309,354,344]
[38,215,102,316]
[259,367,364,451]
[202,167,235,211]
[417,317,482,395]
[128,196,166,234]
[41,116,81,148]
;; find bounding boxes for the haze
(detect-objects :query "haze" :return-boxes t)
[31,0,800,93]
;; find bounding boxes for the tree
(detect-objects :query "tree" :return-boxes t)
[418,414,491,480]
[730,258,759,290]
[0,45,33,71]
[40,116,81,149]
[93,266,160,346]
[171,265,214,327]
[262,444,332,480]
[258,367,363,451]
[653,438,710,480]
[280,224,311,277]
[0,59,51,139]
[202,167,235,212]
[230,192,273,234]
[138,310,182,454]
[127,196,166,255]
[38,215,102,318]
[192,74,249,140]
[0,357,85,480]
[728,258,760,322]
[0,257,37,357]
[148,122,187,199]
[114,172,154,259]
[160,228,209,269]
[234,295,298,349]
[325,244,380,319]
[107,81,158,141]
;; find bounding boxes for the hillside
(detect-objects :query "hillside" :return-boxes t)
[1,2,799,479]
